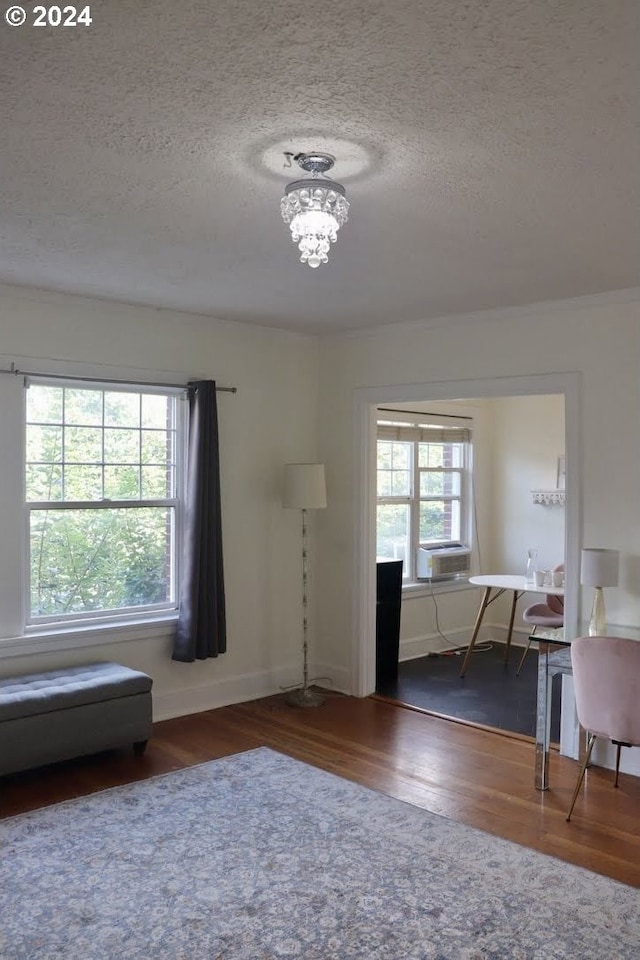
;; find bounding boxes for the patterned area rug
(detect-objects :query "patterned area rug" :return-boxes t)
[2,748,638,959]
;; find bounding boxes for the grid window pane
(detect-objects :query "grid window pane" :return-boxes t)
[104,464,141,499]
[419,499,461,543]
[389,441,410,469]
[26,382,180,623]
[64,426,102,464]
[377,440,411,497]
[26,464,63,501]
[29,507,173,617]
[26,424,63,463]
[26,385,62,424]
[418,443,442,468]
[377,427,469,583]
[141,394,171,429]
[64,388,102,426]
[103,428,140,463]
[377,469,392,497]
[391,469,410,496]
[142,465,171,499]
[420,472,444,496]
[376,503,410,568]
[25,387,178,500]
[104,392,140,428]
[64,464,103,501]
[420,471,461,497]
[418,442,464,469]
[141,429,171,465]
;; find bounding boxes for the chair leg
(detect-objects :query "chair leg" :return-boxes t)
[566,733,597,822]
[503,591,519,667]
[614,742,621,787]
[516,627,535,676]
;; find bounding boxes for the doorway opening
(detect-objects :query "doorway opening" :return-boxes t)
[353,373,581,752]
[373,393,565,737]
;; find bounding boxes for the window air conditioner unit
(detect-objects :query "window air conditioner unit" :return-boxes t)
[417,545,471,580]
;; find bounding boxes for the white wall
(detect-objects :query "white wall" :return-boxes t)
[318,293,639,668]
[481,393,566,628]
[0,284,320,719]
[316,292,640,771]
[489,394,565,575]
[2,283,639,774]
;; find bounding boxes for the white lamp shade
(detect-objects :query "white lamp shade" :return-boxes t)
[282,463,327,509]
[580,548,619,587]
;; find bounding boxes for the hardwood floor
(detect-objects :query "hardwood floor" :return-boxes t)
[2,692,639,886]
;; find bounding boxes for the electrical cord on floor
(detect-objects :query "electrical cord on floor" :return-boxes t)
[425,577,493,656]
[280,676,333,692]
[430,642,494,657]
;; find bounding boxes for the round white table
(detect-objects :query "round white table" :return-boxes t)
[460,574,564,678]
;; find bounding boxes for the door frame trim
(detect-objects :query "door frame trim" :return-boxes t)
[352,373,582,721]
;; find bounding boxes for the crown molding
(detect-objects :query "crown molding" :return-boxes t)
[331,288,640,341]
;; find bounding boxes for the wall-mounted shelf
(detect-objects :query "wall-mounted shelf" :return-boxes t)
[531,489,565,506]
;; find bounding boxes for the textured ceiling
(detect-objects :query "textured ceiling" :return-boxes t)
[1,0,638,334]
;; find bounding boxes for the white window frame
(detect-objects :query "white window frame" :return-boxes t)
[376,411,472,583]
[23,376,188,630]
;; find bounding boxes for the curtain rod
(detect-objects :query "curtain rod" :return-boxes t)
[0,364,237,393]
[378,406,471,420]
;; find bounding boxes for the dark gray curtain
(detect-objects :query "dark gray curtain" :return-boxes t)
[173,380,227,662]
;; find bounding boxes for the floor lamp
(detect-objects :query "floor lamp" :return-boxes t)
[580,547,619,636]
[283,462,327,708]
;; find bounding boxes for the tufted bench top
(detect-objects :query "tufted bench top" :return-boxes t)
[0,662,153,722]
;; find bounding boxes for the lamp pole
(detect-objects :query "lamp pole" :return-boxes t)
[286,507,325,707]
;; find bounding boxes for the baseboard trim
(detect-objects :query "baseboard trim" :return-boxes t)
[153,661,350,721]
[399,623,530,662]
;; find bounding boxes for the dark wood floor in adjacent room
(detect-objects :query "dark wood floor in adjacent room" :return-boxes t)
[2,692,639,887]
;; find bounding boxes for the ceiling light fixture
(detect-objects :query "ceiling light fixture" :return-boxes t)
[280,152,349,268]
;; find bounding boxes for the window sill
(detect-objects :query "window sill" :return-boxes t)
[0,614,178,659]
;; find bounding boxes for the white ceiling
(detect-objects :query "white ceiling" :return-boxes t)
[1,1,638,334]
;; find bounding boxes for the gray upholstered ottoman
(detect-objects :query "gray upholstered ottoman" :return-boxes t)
[0,662,153,776]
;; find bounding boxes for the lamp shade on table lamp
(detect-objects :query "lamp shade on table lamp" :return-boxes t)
[283,463,327,510]
[580,548,619,588]
[580,548,619,636]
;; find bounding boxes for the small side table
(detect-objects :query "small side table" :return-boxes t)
[535,636,572,790]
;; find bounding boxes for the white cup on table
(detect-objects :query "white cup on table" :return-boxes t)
[533,569,546,587]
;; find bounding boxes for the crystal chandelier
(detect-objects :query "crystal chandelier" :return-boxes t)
[280,152,349,268]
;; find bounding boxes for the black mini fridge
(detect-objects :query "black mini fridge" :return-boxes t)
[375,560,403,689]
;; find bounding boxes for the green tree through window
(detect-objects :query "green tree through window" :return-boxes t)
[376,416,471,581]
[26,380,183,623]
